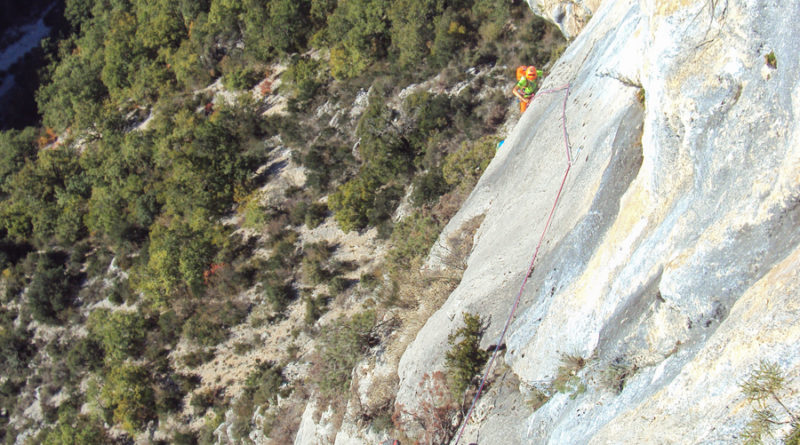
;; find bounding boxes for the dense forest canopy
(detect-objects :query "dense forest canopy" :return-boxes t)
[0,0,563,442]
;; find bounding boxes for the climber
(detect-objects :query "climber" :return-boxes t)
[512,65,544,113]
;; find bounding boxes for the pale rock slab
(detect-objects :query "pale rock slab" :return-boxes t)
[397,0,800,443]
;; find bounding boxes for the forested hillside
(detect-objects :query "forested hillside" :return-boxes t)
[0,0,564,442]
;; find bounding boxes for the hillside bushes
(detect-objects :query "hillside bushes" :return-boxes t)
[0,0,569,440]
[99,364,156,433]
[312,310,377,398]
[27,251,74,324]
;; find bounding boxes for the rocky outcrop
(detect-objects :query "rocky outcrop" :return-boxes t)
[525,0,603,39]
[395,0,800,443]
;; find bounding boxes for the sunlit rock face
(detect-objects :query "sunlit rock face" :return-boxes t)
[526,0,603,39]
[392,0,800,443]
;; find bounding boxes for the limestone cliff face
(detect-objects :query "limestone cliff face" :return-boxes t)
[396,0,800,443]
[525,0,602,39]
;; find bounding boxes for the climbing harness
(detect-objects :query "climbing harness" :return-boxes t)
[453,84,573,445]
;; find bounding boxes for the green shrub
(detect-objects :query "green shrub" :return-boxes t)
[324,0,391,79]
[786,424,800,445]
[765,51,777,69]
[430,9,471,68]
[304,293,331,325]
[600,359,635,395]
[388,0,439,68]
[329,276,349,294]
[66,337,104,377]
[552,354,587,395]
[190,387,226,415]
[172,430,199,445]
[43,411,108,445]
[100,364,156,433]
[526,387,551,412]
[368,184,405,228]
[442,134,496,188]
[473,0,511,42]
[313,310,377,397]
[240,194,269,228]
[0,325,35,388]
[222,62,262,91]
[740,361,799,444]
[245,361,286,408]
[87,309,147,363]
[444,312,488,395]
[289,200,310,226]
[263,274,294,312]
[27,251,73,324]
[155,372,190,417]
[284,55,325,102]
[301,144,354,194]
[182,349,215,368]
[302,257,329,286]
[411,169,450,206]
[137,220,220,305]
[156,309,183,347]
[182,301,248,346]
[387,212,442,273]
[329,174,380,232]
[359,271,381,290]
[233,340,255,356]
[404,91,453,150]
[305,202,329,228]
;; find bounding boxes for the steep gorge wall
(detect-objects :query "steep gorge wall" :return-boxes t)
[396,0,800,443]
[525,0,603,39]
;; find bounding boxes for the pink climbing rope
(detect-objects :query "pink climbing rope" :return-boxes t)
[453,84,572,445]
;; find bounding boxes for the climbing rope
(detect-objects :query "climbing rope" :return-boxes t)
[453,83,573,445]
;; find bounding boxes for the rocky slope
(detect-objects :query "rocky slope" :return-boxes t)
[386,0,800,443]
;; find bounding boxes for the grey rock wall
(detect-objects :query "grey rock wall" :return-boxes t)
[396,0,800,443]
[525,0,603,39]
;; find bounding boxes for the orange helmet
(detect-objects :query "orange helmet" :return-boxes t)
[525,66,538,80]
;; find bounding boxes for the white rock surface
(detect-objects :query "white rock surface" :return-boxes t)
[394,0,800,443]
[294,401,338,445]
[526,0,603,39]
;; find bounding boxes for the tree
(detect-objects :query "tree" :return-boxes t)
[0,145,89,246]
[740,361,799,444]
[36,46,107,132]
[0,128,37,193]
[155,106,256,219]
[263,0,311,56]
[136,219,218,304]
[389,0,442,67]
[100,363,156,433]
[444,312,488,395]
[64,0,97,30]
[324,0,391,78]
[88,309,147,363]
[329,173,381,232]
[83,130,158,247]
[471,0,510,42]
[430,7,471,67]
[27,252,72,324]
[101,11,139,98]
[43,410,108,445]
[133,0,187,50]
